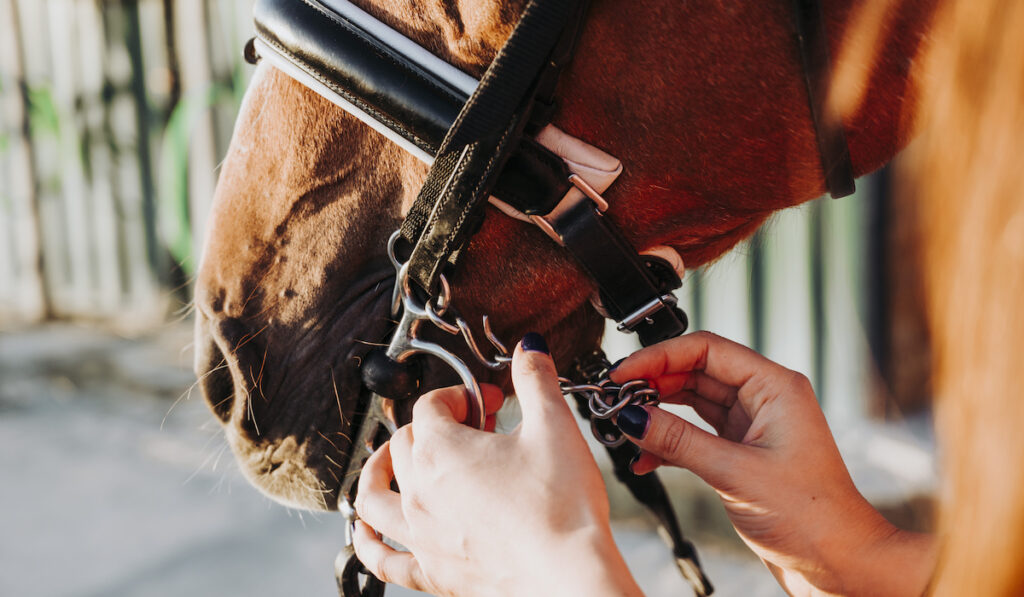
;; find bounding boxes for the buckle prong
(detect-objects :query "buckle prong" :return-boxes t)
[617,294,678,333]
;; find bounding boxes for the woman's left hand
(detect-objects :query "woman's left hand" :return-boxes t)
[352,334,642,596]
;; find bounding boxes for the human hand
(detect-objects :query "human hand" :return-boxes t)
[611,331,936,597]
[353,333,643,597]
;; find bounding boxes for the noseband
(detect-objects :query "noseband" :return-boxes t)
[245,0,853,595]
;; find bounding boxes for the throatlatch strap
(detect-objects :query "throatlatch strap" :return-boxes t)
[792,0,856,199]
[399,0,586,292]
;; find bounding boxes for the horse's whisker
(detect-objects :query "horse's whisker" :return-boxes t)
[331,368,349,427]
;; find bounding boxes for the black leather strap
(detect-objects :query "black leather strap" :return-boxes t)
[255,0,460,155]
[252,0,570,217]
[497,138,572,215]
[793,0,856,199]
[549,199,688,347]
[399,0,587,292]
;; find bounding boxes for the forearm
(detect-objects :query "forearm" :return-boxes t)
[775,510,937,597]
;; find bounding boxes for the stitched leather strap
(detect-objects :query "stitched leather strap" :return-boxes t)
[252,0,571,217]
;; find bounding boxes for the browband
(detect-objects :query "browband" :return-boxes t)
[251,0,571,217]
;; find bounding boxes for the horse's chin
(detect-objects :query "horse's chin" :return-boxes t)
[194,264,401,512]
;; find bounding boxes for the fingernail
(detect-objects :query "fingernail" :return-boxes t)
[521,332,549,355]
[628,452,641,475]
[617,405,650,439]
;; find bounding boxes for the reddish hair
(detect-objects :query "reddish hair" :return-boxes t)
[909,0,1024,594]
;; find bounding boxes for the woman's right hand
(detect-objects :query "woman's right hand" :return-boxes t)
[611,332,936,597]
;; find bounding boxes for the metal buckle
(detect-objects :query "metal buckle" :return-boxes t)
[529,173,610,245]
[568,174,609,212]
[616,293,679,333]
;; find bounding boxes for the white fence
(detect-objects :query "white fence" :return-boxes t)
[0,0,913,416]
[0,0,254,325]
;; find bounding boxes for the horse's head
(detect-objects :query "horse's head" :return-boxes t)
[194,0,934,510]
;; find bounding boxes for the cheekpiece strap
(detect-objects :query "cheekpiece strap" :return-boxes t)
[399,0,589,293]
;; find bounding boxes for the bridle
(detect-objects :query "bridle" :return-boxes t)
[244,0,854,595]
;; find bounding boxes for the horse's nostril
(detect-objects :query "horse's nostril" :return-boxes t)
[197,338,236,424]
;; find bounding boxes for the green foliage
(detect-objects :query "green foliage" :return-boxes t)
[157,83,237,275]
[27,86,61,139]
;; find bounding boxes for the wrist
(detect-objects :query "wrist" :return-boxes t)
[813,508,937,597]
[530,526,643,596]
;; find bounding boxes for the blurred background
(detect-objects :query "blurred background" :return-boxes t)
[0,1,935,596]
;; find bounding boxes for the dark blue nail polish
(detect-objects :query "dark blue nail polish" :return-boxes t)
[617,405,650,439]
[521,332,549,355]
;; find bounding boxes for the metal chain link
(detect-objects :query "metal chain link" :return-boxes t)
[558,355,660,447]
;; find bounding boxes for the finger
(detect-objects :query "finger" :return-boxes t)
[665,390,730,435]
[352,520,430,592]
[355,441,412,546]
[611,331,789,418]
[656,370,738,406]
[629,451,664,476]
[387,425,414,489]
[413,384,505,429]
[512,333,578,437]
[616,404,746,490]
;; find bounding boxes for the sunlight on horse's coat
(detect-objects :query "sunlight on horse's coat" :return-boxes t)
[193,0,937,509]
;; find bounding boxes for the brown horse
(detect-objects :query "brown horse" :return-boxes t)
[193,0,937,510]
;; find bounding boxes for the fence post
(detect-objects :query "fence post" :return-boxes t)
[174,0,220,270]
[122,0,160,277]
[0,0,51,321]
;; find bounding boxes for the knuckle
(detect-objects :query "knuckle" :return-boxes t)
[786,370,814,395]
[374,556,395,584]
[403,491,428,516]
[691,330,717,342]
[659,417,692,458]
[517,353,554,377]
[413,388,443,412]
[390,425,412,450]
[354,491,374,521]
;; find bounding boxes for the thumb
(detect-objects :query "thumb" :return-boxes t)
[511,332,577,437]
[616,405,745,491]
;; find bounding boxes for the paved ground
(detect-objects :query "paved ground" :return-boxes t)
[0,323,933,596]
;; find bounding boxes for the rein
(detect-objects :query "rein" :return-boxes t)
[244,0,853,595]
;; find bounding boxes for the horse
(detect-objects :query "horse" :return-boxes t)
[192,0,938,513]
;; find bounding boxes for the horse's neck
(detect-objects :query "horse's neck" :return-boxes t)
[349,0,936,267]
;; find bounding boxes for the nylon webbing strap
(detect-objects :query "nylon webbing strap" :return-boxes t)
[399,0,584,292]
